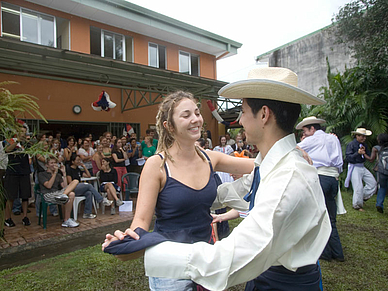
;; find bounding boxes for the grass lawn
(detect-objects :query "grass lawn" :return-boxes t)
[1,190,387,290]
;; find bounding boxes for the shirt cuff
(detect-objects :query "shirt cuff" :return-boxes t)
[144,241,192,279]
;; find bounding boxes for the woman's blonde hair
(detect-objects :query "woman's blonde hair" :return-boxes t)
[155,91,205,166]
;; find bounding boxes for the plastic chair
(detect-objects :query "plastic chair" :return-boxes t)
[96,171,123,214]
[35,184,63,229]
[72,195,97,221]
[122,172,140,201]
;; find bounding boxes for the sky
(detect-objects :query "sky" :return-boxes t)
[127,0,350,82]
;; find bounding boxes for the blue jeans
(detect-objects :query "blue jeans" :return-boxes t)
[319,175,344,260]
[376,172,388,209]
[74,183,103,214]
[149,277,196,291]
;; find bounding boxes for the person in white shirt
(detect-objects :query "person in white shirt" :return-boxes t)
[77,139,95,175]
[296,116,345,262]
[225,132,235,146]
[103,67,331,291]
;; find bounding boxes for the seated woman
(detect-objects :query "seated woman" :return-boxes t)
[63,136,77,166]
[100,158,124,215]
[38,157,79,228]
[66,154,112,219]
[92,144,104,175]
[101,136,112,158]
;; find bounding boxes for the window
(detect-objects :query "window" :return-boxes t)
[148,43,166,69]
[1,2,56,47]
[179,51,199,76]
[90,27,127,61]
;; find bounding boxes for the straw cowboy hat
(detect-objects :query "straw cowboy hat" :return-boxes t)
[296,116,326,130]
[351,128,372,136]
[218,67,326,105]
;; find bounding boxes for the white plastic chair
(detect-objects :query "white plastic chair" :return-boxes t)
[72,196,97,221]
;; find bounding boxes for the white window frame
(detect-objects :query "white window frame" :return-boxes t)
[1,3,57,47]
[101,29,126,61]
[148,42,166,69]
[179,50,200,76]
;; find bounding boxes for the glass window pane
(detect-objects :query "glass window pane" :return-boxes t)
[21,10,38,44]
[159,46,166,69]
[191,55,199,76]
[104,31,114,58]
[115,34,124,60]
[2,5,20,38]
[41,14,55,47]
[90,27,101,56]
[149,43,158,67]
[179,52,190,74]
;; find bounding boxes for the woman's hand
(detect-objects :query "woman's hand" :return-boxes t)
[102,228,140,250]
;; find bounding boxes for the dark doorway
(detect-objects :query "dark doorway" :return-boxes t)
[39,121,109,141]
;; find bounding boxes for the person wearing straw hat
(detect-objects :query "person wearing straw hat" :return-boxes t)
[345,128,377,211]
[103,67,331,291]
[296,116,345,262]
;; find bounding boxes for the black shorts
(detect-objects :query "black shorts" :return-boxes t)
[4,174,32,200]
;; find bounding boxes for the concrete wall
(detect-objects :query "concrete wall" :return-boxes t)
[261,25,356,97]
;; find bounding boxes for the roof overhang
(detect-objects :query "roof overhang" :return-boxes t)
[25,0,242,59]
[0,38,230,110]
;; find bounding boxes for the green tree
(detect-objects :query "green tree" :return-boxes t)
[306,62,387,147]
[334,0,388,73]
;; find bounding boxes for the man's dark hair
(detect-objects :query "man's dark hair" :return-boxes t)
[246,98,301,133]
[146,129,151,134]
[304,124,322,131]
[378,133,388,148]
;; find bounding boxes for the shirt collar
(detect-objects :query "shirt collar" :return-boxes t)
[254,133,297,180]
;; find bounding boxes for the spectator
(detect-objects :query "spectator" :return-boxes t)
[92,144,104,175]
[225,132,235,146]
[371,133,388,213]
[142,136,156,160]
[55,131,67,149]
[111,138,128,188]
[49,138,64,164]
[127,137,143,173]
[100,158,124,215]
[3,126,32,227]
[38,157,79,228]
[78,139,95,175]
[202,131,212,149]
[63,136,77,166]
[66,154,112,219]
[141,129,158,150]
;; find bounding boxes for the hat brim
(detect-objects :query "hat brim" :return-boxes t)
[296,118,326,130]
[351,130,372,136]
[218,79,326,105]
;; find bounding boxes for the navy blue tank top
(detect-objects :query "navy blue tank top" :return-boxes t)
[153,150,217,244]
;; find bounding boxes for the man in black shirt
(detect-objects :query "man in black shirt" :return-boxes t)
[345,128,377,211]
[3,127,31,227]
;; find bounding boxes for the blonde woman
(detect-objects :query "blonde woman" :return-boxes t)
[104,91,253,291]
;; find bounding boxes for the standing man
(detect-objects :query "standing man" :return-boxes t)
[3,126,31,227]
[345,128,377,211]
[104,67,331,290]
[296,116,344,262]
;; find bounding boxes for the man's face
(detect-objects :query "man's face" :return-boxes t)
[356,134,366,143]
[83,141,90,149]
[302,126,315,137]
[47,159,57,171]
[239,99,260,145]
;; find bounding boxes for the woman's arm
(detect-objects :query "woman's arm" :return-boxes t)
[207,150,254,175]
[82,165,91,178]
[112,152,125,163]
[129,156,163,231]
[93,154,102,170]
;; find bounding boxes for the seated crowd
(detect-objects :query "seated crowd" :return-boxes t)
[1,126,255,229]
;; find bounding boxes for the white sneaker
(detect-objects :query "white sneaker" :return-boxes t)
[62,218,79,228]
[102,198,113,206]
[110,207,116,215]
[116,199,124,207]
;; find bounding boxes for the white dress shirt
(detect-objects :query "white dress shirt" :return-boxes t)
[145,134,331,291]
[297,130,343,176]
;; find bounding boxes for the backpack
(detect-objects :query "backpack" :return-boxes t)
[378,147,388,173]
